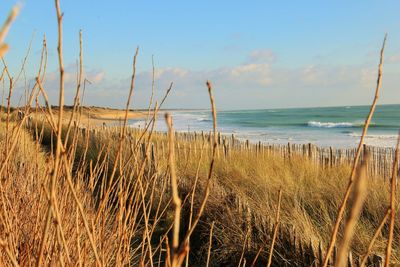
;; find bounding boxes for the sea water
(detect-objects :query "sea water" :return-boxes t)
[130,104,400,148]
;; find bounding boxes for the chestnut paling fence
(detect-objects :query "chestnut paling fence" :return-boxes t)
[71,125,391,266]
[87,126,397,181]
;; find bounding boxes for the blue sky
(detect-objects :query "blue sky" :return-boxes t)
[1,1,400,109]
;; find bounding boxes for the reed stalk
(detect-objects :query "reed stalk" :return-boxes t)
[322,34,387,267]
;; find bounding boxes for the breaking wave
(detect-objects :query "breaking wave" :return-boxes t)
[307,121,356,128]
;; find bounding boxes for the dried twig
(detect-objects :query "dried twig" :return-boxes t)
[360,208,390,267]
[37,2,67,264]
[238,229,250,266]
[336,158,368,267]
[384,133,400,267]
[178,81,218,248]
[267,190,283,267]
[165,113,183,266]
[322,34,387,267]
[206,221,215,267]
[0,5,20,58]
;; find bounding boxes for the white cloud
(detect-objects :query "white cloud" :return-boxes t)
[87,70,106,83]
[155,68,188,79]
[99,62,390,109]
[301,65,320,85]
[246,49,276,63]
[45,68,105,86]
[360,68,376,88]
[21,48,399,110]
[136,62,272,94]
[387,53,400,64]
[28,66,107,107]
[221,63,272,86]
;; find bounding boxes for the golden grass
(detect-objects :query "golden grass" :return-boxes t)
[0,123,118,265]
[0,1,398,266]
[1,110,399,265]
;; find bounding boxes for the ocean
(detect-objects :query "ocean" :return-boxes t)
[130,104,400,148]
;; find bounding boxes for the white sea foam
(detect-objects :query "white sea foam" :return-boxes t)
[347,132,398,139]
[307,121,355,128]
[127,109,398,148]
[129,111,211,132]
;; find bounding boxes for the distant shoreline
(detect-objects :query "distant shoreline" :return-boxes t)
[7,103,399,114]
[11,104,400,148]
[23,105,204,127]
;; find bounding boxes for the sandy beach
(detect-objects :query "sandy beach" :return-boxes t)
[28,106,148,127]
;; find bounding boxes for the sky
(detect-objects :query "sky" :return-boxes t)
[1,1,400,110]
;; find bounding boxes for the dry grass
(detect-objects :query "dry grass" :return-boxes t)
[175,143,399,264]
[2,119,399,265]
[0,123,125,266]
[0,2,399,267]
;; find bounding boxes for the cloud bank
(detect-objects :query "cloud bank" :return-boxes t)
[12,49,399,110]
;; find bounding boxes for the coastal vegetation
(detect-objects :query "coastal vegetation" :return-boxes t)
[0,1,399,267]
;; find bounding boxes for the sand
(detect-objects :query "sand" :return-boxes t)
[30,106,148,127]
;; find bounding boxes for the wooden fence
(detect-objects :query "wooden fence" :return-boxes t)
[88,126,397,180]
[167,130,396,180]
[86,126,391,266]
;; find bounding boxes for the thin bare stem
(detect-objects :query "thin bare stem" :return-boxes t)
[178,80,217,249]
[37,1,67,265]
[0,239,19,267]
[97,47,139,220]
[238,229,250,267]
[206,221,215,267]
[185,142,206,267]
[384,133,400,267]
[165,113,182,266]
[64,30,84,144]
[267,190,282,267]
[146,55,156,126]
[322,34,387,267]
[360,208,390,267]
[335,159,368,267]
[0,5,19,58]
